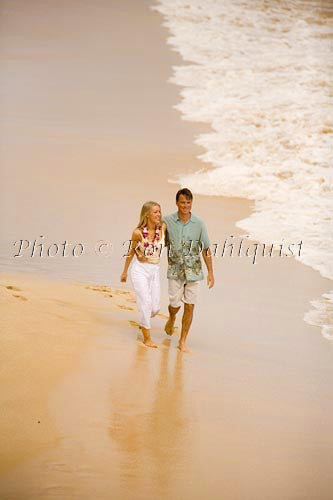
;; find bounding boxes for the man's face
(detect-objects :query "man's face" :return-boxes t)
[176,194,192,216]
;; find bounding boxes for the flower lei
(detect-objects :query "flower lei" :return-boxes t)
[142,225,161,256]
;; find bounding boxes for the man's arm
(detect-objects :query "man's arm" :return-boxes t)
[200,220,214,288]
[202,247,214,288]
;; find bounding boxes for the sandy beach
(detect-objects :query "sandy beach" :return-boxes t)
[1,1,333,499]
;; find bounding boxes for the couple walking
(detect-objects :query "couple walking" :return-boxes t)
[120,188,214,352]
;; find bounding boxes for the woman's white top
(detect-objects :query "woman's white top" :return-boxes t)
[136,226,165,265]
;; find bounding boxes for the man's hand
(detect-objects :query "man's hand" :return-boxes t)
[202,248,214,288]
[207,272,214,288]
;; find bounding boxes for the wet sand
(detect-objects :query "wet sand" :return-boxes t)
[1,265,333,499]
[1,1,333,499]
[0,272,139,473]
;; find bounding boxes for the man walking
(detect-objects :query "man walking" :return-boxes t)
[163,188,214,352]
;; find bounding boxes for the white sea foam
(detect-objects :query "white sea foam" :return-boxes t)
[152,0,333,339]
[304,291,333,340]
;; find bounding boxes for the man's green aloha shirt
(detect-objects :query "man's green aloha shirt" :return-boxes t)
[162,212,211,282]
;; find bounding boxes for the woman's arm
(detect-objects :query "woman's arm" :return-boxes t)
[120,229,141,282]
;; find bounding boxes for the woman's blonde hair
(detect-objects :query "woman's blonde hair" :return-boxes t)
[137,201,161,229]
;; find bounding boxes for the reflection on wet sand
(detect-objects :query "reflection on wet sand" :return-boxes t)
[0,332,194,500]
[109,338,189,499]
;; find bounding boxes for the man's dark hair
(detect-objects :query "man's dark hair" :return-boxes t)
[176,188,193,202]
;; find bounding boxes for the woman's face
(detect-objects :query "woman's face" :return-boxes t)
[148,205,161,225]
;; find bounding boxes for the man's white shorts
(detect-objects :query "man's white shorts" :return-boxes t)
[168,278,201,308]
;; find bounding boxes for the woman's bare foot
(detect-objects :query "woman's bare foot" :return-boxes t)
[143,339,158,348]
[141,327,158,348]
[143,340,158,347]
[165,317,176,336]
[177,342,191,353]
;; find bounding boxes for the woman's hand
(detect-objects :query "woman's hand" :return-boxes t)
[120,271,127,282]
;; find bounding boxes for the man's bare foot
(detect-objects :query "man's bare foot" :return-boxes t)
[165,317,176,336]
[177,343,191,353]
[143,339,158,348]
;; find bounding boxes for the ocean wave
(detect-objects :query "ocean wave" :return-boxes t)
[152,0,333,339]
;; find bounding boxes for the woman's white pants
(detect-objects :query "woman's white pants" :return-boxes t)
[130,259,160,329]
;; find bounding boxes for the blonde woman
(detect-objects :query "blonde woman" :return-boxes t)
[120,201,166,348]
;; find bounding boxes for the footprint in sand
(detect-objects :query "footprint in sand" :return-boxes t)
[13,294,28,301]
[128,320,140,328]
[114,290,131,296]
[2,285,22,292]
[126,298,136,304]
[85,285,135,299]
[117,304,135,311]
[85,285,112,294]
[85,286,118,299]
